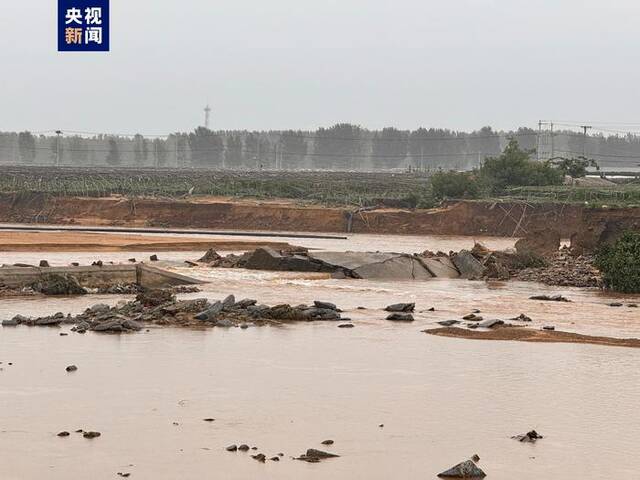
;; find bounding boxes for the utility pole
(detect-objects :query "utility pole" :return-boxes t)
[550,122,555,159]
[55,130,62,166]
[537,120,542,161]
[580,125,592,158]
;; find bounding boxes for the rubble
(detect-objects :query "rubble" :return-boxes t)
[30,274,87,296]
[2,292,350,333]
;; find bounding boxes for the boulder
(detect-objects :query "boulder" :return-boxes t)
[197,249,221,263]
[529,294,570,302]
[222,294,236,309]
[39,260,50,268]
[437,320,460,327]
[386,313,414,322]
[452,251,486,280]
[314,301,337,311]
[385,303,415,312]
[478,319,504,328]
[437,460,486,478]
[245,248,285,271]
[194,301,223,321]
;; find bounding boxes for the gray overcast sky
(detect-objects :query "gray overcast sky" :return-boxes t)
[1,0,639,134]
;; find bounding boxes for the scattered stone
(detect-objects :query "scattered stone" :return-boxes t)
[59,332,68,336]
[608,302,623,307]
[128,258,137,263]
[437,459,486,478]
[82,431,101,439]
[270,456,280,461]
[71,262,79,266]
[321,440,334,445]
[203,418,215,422]
[149,254,158,261]
[314,301,337,310]
[471,454,480,463]
[512,313,532,322]
[251,453,266,463]
[438,320,460,327]
[296,448,340,462]
[386,313,414,322]
[238,444,250,451]
[57,431,70,437]
[385,303,415,312]
[65,365,78,372]
[529,294,570,302]
[39,260,50,268]
[379,424,384,428]
[512,430,543,443]
[462,314,482,321]
[629,304,638,308]
[222,294,236,309]
[478,319,504,328]
[226,444,238,452]
[117,474,131,478]
[338,323,354,328]
[542,326,555,331]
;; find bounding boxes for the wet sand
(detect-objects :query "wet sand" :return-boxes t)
[2,232,640,479]
[426,326,640,348]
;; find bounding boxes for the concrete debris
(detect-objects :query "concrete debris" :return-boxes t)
[30,274,87,296]
[451,251,486,280]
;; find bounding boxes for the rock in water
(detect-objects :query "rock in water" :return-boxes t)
[82,431,101,439]
[314,301,337,311]
[305,449,339,459]
[512,430,543,442]
[451,251,487,280]
[226,444,238,452]
[30,274,87,296]
[197,249,222,263]
[65,365,78,372]
[39,260,50,267]
[385,303,415,312]
[437,460,486,478]
[529,294,570,302]
[386,313,414,322]
[437,320,460,327]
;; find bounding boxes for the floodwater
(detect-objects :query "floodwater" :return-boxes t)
[1,233,640,479]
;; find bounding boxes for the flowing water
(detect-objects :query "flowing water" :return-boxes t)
[1,233,639,479]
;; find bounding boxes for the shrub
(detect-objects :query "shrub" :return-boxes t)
[479,139,563,194]
[551,156,599,178]
[594,231,640,293]
[430,171,480,199]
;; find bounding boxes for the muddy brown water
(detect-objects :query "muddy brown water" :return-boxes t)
[1,233,640,479]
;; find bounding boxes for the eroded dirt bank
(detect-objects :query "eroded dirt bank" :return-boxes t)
[0,193,596,236]
[0,231,298,252]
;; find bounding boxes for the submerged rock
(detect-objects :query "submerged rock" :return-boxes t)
[438,320,460,327]
[386,313,415,322]
[512,430,543,442]
[478,319,504,328]
[529,294,570,302]
[437,459,486,478]
[296,448,340,462]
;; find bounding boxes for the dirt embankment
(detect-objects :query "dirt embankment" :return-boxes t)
[0,231,298,252]
[0,193,598,237]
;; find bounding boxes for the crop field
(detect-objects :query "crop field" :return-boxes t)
[0,166,432,207]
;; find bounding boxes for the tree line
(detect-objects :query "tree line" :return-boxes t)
[1,124,639,170]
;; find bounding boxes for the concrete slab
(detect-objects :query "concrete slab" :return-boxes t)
[419,257,460,278]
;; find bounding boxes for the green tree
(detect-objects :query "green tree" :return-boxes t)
[188,127,224,167]
[153,138,169,167]
[225,134,243,168]
[479,138,563,193]
[69,136,89,165]
[18,131,36,164]
[313,123,364,170]
[430,171,480,199]
[371,127,408,170]
[133,134,148,165]
[551,156,599,178]
[50,137,64,164]
[595,231,640,293]
[279,131,308,169]
[105,137,121,165]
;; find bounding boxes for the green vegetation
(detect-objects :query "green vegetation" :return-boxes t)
[551,156,599,178]
[595,231,640,293]
[430,139,564,199]
[430,171,480,199]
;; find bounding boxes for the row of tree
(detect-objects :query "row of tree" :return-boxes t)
[1,124,638,170]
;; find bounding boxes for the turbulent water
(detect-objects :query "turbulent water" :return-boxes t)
[1,232,640,479]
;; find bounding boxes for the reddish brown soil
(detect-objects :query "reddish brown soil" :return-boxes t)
[425,326,640,348]
[0,193,589,237]
[0,231,297,252]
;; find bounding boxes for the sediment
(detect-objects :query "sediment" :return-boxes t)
[425,326,640,349]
